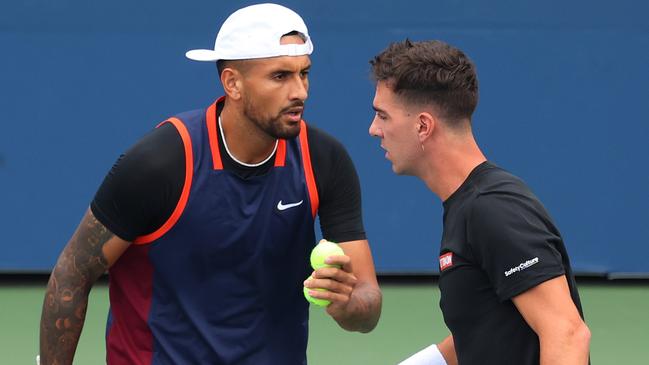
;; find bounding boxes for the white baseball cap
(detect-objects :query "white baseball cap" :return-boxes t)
[186,3,314,62]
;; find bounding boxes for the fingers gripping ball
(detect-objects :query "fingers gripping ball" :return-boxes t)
[303,286,331,307]
[303,239,345,307]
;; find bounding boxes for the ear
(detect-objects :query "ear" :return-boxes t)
[416,112,435,143]
[221,68,243,100]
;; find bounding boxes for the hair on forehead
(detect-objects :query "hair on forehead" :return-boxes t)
[370,39,479,124]
[282,30,307,42]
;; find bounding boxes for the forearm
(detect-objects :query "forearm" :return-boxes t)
[539,322,591,365]
[331,281,382,333]
[438,335,458,365]
[39,265,94,364]
[39,210,114,365]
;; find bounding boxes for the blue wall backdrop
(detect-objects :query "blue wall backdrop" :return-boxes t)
[1,0,648,275]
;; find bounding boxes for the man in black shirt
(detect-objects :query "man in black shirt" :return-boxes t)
[368,39,590,364]
[39,4,381,364]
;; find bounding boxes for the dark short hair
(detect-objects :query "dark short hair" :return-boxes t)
[216,60,232,76]
[370,39,479,122]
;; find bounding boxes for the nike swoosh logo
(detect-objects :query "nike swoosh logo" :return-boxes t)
[277,200,304,211]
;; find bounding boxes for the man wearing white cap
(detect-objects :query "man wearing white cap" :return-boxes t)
[39,4,382,364]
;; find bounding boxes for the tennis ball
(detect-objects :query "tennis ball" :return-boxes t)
[304,240,343,307]
[310,239,344,270]
[303,286,331,307]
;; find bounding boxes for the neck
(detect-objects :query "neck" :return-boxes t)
[418,132,486,202]
[219,99,278,165]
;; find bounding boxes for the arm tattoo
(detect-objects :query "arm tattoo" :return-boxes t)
[39,210,114,365]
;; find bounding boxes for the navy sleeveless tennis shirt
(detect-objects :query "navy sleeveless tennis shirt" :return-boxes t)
[105,97,319,364]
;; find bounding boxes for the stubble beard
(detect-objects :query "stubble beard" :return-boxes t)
[243,96,303,139]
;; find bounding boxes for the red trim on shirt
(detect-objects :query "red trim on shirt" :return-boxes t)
[207,97,225,170]
[298,120,319,217]
[133,117,193,244]
[274,139,287,167]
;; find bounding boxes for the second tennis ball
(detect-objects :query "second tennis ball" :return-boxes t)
[303,286,331,307]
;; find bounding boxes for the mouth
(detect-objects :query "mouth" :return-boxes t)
[380,145,389,159]
[283,106,304,122]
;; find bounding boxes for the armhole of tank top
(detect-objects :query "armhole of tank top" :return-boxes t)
[298,120,319,218]
[133,117,194,245]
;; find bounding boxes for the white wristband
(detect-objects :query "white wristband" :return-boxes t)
[398,344,447,365]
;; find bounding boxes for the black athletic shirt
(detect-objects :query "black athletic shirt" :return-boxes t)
[438,161,585,365]
[90,105,366,244]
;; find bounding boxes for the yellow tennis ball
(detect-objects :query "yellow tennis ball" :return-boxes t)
[310,239,344,270]
[303,286,331,307]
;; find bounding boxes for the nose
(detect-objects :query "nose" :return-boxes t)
[369,117,382,138]
[289,76,308,101]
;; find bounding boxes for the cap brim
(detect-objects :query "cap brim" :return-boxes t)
[185,49,219,62]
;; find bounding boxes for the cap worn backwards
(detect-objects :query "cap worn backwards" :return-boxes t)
[186,3,314,62]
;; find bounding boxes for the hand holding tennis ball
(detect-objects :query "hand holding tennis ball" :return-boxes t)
[304,239,345,306]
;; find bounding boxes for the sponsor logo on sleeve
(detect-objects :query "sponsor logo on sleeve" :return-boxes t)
[439,252,453,271]
[504,257,539,277]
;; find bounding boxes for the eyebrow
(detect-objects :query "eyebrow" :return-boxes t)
[270,62,311,75]
[372,105,387,114]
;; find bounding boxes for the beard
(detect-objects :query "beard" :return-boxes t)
[243,96,304,139]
